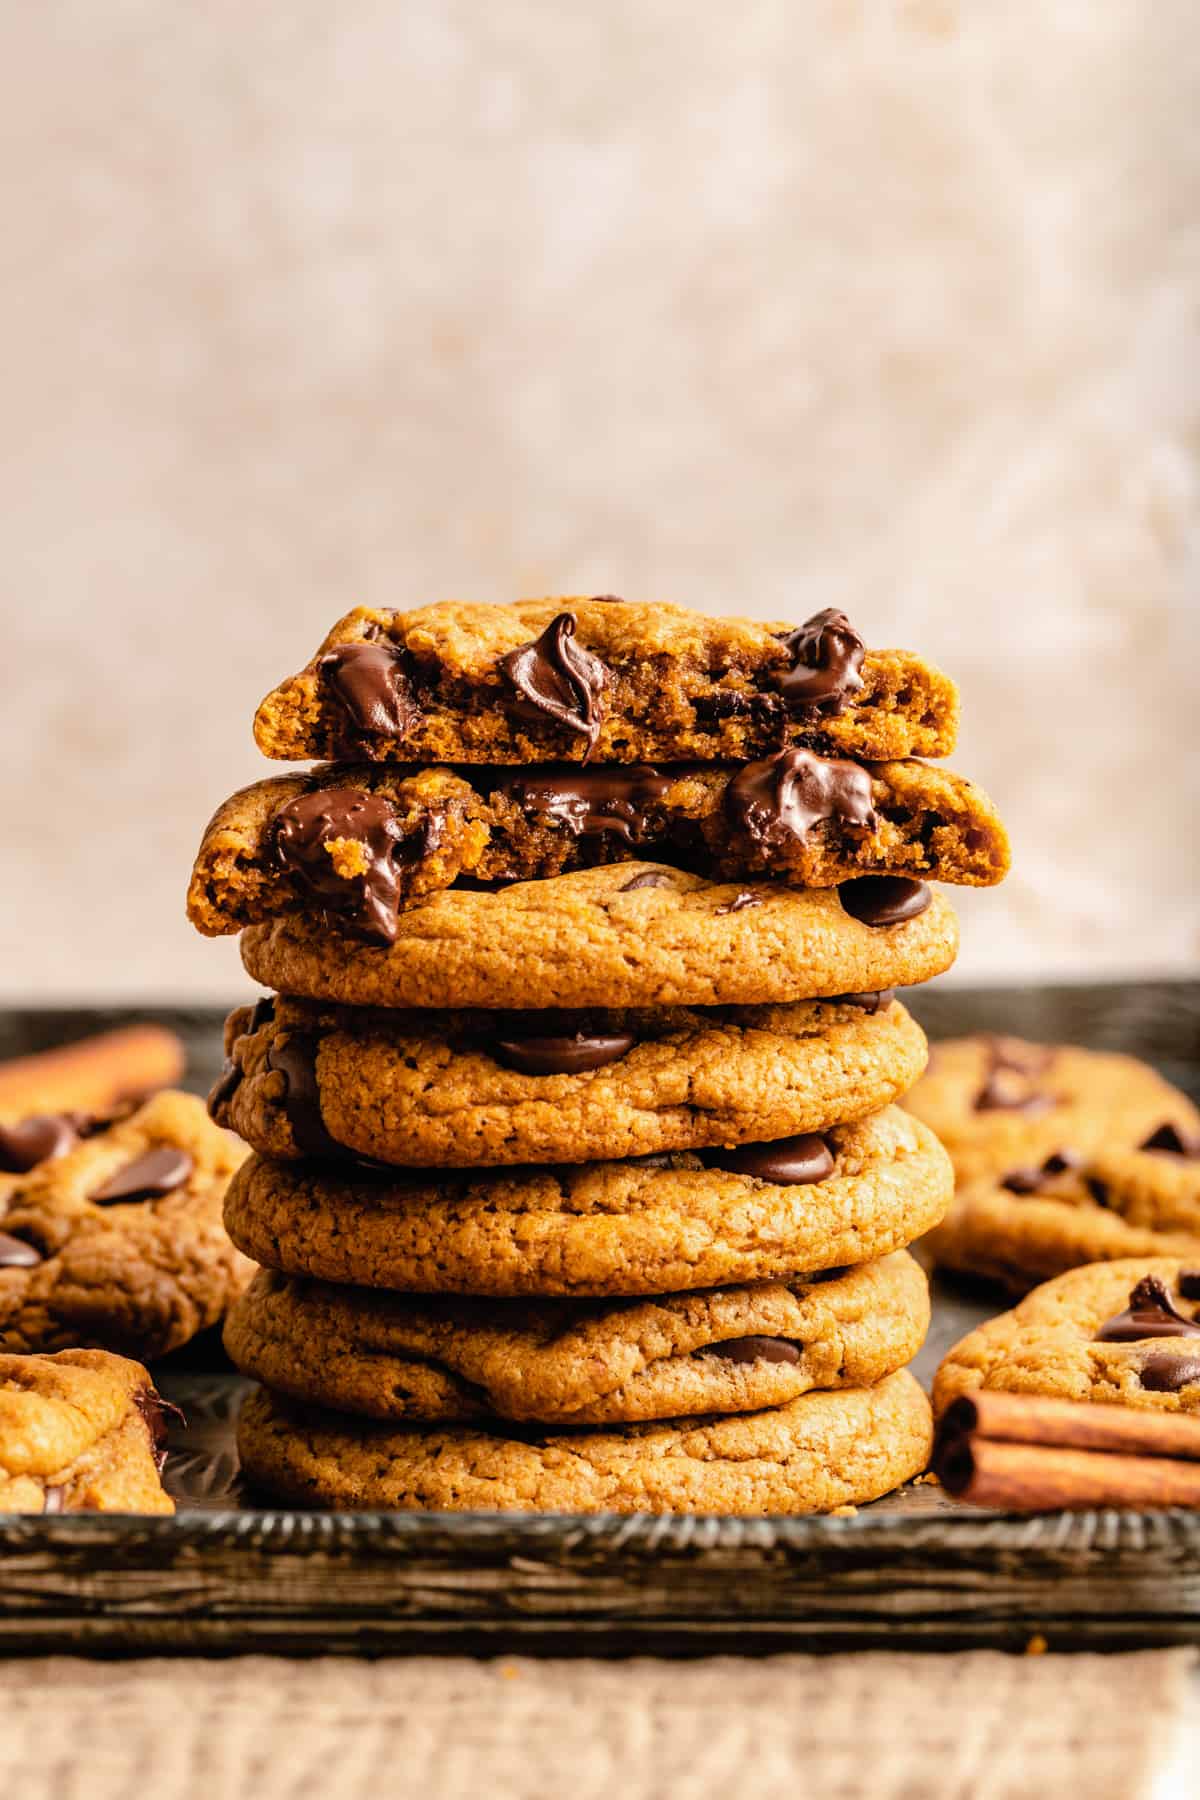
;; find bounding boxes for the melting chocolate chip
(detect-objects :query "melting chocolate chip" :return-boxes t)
[206,1060,241,1121]
[134,1386,186,1476]
[1140,1122,1200,1158]
[319,640,420,740]
[91,1148,194,1205]
[0,1113,87,1175]
[1138,1352,1200,1393]
[498,612,609,759]
[775,608,866,715]
[0,1232,42,1268]
[974,1040,1058,1115]
[492,1027,636,1076]
[1095,1275,1200,1343]
[248,996,277,1034]
[41,1486,65,1514]
[270,787,419,946]
[696,1335,804,1365]
[503,767,672,844]
[838,875,932,927]
[716,889,761,916]
[619,871,673,892]
[727,748,875,852]
[1000,1148,1084,1194]
[1178,1271,1200,1301]
[830,989,895,1014]
[266,1035,343,1158]
[703,1134,836,1185]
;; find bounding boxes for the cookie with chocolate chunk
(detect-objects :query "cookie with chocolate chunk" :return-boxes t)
[926,1130,1200,1292]
[239,861,958,1011]
[237,1366,933,1514]
[934,1259,1200,1418]
[252,598,959,768]
[211,992,929,1168]
[0,1348,175,1514]
[223,1107,952,1295]
[189,756,1007,943]
[225,1252,929,1426]
[0,1091,252,1357]
[904,1035,1200,1187]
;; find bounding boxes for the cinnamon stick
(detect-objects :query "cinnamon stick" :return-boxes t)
[942,1390,1200,1462]
[936,1435,1200,1511]
[0,1026,185,1115]
[934,1390,1200,1511]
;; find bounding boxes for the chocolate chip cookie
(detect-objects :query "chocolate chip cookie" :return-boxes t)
[223,1106,952,1295]
[904,1035,1200,1187]
[926,1127,1200,1292]
[0,1091,252,1357]
[211,993,929,1168]
[252,599,959,767]
[189,755,1007,945]
[934,1259,1200,1418]
[0,1347,175,1513]
[225,1251,928,1426]
[239,861,958,1010]
[237,1365,933,1514]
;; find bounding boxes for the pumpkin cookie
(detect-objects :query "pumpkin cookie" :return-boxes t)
[252,598,958,767]
[934,1259,1200,1417]
[189,757,1005,944]
[225,1252,929,1427]
[904,1036,1200,1188]
[211,993,929,1168]
[0,1091,252,1358]
[0,1348,175,1514]
[240,861,958,1011]
[237,1366,933,1514]
[223,1107,952,1295]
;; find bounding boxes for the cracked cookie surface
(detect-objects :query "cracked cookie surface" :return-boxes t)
[934,1259,1200,1417]
[237,1366,933,1514]
[252,598,958,767]
[189,757,1006,942]
[0,1091,252,1357]
[225,1252,928,1426]
[212,993,929,1168]
[240,861,959,1010]
[223,1107,952,1295]
[0,1347,175,1513]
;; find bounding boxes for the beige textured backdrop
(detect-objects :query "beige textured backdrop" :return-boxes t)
[2,1,1197,1001]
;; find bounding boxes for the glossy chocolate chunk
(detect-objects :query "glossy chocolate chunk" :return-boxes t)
[266,1035,343,1158]
[270,786,414,946]
[1095,1275,1200,1343]
[696,1335,804,1365]
[91,1148,194,1205]
[1140,1122,1200,1158]
[703,1133,835,1185]
[838,875,931,927]
[0,1113,87,1175]
[1178,1271,1200,1301]
[206,1060,241,1121]
[498,612,609,758]
[619,870,674,892]
[775,608,866,715]
[319,639,420,739]
[715,889,761,916]
[0,1231,42,1268]
[1000,1149,1084,1194]
[503,767,671,844]
[492,1028,637,1076]
[727,747,875,851]
[134,1386,186,1476]
[1138,1351,1200,1393]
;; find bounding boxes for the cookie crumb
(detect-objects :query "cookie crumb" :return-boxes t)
[829,1503,859,1518]
[1024,1634,1048,1656]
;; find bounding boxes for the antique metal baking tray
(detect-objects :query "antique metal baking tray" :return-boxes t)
[1,980,1198,1655]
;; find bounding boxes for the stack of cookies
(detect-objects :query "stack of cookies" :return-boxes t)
[190,599,1010,1513]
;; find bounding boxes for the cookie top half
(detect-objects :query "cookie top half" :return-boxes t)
[252,599,958,767]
